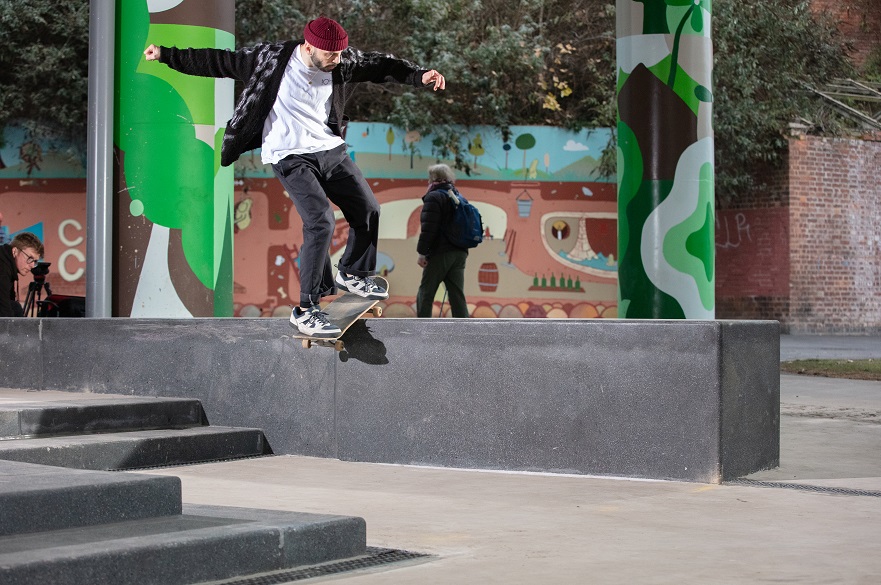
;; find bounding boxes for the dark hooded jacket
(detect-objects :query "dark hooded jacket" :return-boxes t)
[0,244,22,317]
[159,40,428,167]
[417,183,468,257]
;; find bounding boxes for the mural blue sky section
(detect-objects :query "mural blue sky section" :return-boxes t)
[2,123,615,184]
[233,124,614,182]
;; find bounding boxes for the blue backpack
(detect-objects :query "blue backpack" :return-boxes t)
[445,189,484,249]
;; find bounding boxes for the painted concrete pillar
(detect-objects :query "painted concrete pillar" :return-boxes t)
[114,0,235,316]
[616,0,715,319]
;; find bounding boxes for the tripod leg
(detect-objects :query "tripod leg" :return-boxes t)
[22,281,46,317]
[23,286,35,317]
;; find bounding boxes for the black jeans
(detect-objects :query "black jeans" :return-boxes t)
[272,145,380,307]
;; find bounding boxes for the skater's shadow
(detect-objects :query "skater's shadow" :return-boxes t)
[339,320,388,365]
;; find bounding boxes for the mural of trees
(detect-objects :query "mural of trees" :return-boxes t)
[386,127,395,160]
[469,133,485,169]
[515,133,536,178]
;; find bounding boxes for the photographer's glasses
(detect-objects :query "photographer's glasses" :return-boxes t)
[19,249,39,266]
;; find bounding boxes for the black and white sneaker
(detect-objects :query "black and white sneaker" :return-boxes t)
[290,306,341,338]
[335,271,389,300]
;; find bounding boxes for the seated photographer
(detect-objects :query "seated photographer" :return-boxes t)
[0,232,45,317]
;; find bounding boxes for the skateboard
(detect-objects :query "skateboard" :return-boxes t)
[292,276,387,351]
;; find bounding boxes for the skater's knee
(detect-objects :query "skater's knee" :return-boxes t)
[304,213,335,238]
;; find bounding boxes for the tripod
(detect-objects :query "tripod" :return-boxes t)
[22,275,52,317]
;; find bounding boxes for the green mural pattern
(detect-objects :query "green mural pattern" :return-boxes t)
[616,0,715,319]
[115,1,233,315]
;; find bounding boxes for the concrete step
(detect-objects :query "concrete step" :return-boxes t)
[0,394,206,438]
[0,427,271,470]
[0,460,181,537]
[0,504,367,585]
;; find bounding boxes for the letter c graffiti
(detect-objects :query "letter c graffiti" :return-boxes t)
[58,249,86,281]
[59,219,84,247]
[57,219,85,281]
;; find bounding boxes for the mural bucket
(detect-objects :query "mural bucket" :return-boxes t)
[478,263,499,292]
[516,191,534,218]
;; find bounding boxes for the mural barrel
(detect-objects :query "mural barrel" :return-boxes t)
[478,262,499,292]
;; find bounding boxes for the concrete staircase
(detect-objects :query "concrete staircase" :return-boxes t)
[0,390,366,585]
[0,393,269,469]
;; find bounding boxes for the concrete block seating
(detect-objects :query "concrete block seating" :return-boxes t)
[0,317,780,483]
[0,391,367,585]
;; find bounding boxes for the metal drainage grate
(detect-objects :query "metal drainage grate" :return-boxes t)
[108,453,275,472]
[727,479,881,498]
[213,547,434,584]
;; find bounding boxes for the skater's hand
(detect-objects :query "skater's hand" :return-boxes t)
[144,44,161,61]
[417,254,428,268]
[422,70,445,91]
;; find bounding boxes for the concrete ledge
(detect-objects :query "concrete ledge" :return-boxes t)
[0,460,181,536]
[0,317,780,482]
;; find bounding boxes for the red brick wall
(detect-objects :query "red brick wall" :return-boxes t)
[716,136,881,333]
[811,0,881,68]
[786,135,881,333]
[715,160,791,322]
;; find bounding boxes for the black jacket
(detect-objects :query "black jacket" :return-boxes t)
[159,41,428,167]
[417,183,468,257]
[0,244,21,317]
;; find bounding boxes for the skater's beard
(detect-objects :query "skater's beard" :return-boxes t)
[310,53,338,72]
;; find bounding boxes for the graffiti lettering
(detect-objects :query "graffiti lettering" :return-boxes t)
[716,212,752,249]
[59,219,84,247]
[57,219,85,281]
[59,249,86,281]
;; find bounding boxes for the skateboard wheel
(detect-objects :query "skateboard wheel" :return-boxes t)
[334,340,345,351]
[301,339,312,349]
[371,306,383,317]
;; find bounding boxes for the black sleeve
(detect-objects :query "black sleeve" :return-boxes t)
[341,48,427,87]
[416,191,447,256]
[0,262,16,317]
[159,44,261,81]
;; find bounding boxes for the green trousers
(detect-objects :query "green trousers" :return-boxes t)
[416,249,469,318]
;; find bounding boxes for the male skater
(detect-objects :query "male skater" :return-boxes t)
[145,16,445,336]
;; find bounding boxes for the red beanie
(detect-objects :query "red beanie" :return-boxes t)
[304,17,348,52]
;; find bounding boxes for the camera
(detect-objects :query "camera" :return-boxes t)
[31,261,51,279]
[23,261,52,317]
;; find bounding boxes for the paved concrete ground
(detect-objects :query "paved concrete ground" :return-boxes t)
[780,334,881,361]
[135,335,881,584]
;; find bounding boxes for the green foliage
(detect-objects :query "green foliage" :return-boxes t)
[320,0,617,171]
[781,359,881,381]
[712,0,854,199]
[0,0,865,206]
[0,0,90,147]
[234,0,310,45]
[863,46,881,82]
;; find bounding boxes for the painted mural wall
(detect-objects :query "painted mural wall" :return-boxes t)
[0,123,620,318]
[0,125,88,304]
[231,123,619,318]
